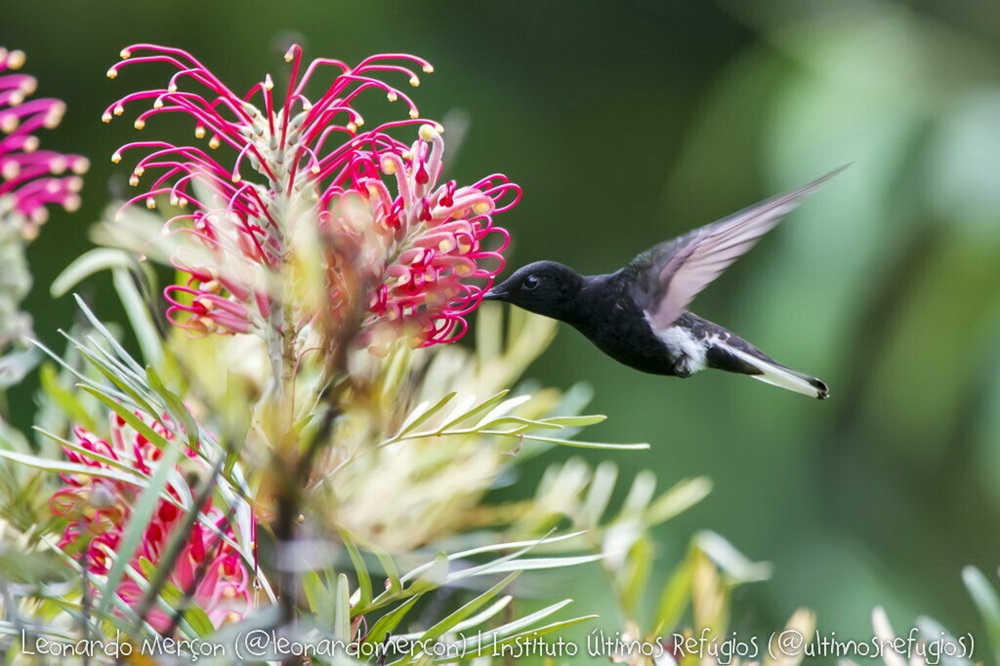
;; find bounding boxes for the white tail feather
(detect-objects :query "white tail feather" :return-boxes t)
[724,345,827,399]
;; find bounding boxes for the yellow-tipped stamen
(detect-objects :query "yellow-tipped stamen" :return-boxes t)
[7,50,26,70]
[418,124,439,141]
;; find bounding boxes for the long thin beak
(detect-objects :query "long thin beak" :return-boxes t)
[482,286,506,301]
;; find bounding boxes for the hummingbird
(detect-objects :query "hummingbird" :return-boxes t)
[482,168,845,399]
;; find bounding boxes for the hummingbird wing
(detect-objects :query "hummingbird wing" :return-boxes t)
[631,166,846,330]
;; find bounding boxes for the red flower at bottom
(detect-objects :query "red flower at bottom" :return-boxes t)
[51,412,253,631]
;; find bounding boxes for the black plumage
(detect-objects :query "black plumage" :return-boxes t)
[482,168,846,399]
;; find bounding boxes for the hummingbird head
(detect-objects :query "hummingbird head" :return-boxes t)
[482,260,585,320]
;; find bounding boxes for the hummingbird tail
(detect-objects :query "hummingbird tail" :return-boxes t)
[707,341,829,400]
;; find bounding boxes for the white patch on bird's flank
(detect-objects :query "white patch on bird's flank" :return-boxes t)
[648,318,707,375]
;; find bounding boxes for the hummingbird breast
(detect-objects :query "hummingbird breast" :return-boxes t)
[569,275,685,376]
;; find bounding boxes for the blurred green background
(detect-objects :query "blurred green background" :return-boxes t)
[4,0,1000,654]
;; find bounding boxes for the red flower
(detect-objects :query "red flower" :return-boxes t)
[106,44,518,347]
[51,412,253,631]
[361,124,516,348]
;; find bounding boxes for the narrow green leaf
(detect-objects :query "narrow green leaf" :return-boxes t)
[303,570,335,627]
[620,537,653,616]
[414,552,450,589]
[439,390,512,431]
[472,415,565,432]
[73,344,159,419]
[363,596,421,646]
[146,367,200,449]
[963,566,1000,655]
[620,470,657,518]
[154,579,216,638]
[393,392,457,439]
[73,295,145,376]
[29,338,130,404]
[421,572,521,642]
[645,476,713,526]
[535,415,607,428]
[583,461,618,526]
[37,427,146,478]
[112,266,163,367]
[334,573,352,641]
[0,447,147,487]
[341,531,373,608]
[475,301,504,363]
[446,614,596,663]
[0,622,79,643]
[379,346,412,401]
[80,385,173,452]
[51,248,136,298]
[481,432,650,450]
[654,553,696,634]
[468,598,576,642]
[375,548,403,596]
[696,531,772,583]
[399,531,585,584]
[451,554,603,581]
[445,596,512,635]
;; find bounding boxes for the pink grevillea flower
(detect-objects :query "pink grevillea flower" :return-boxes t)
[363,124,514,347]
[105,44,518,347]
[0,47,88,239]
[51,411,253,631]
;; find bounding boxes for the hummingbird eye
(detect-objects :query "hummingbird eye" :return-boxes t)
[523,275,540,290]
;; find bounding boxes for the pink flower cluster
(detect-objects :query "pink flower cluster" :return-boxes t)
[51,412,253,631]
[106,44,519,347]
[0,47,88,238]
[363,125,514,346]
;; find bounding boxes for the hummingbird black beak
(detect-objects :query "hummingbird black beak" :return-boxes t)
[482,285,507,301]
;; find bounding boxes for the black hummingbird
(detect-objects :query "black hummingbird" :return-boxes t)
[482,168,846,399]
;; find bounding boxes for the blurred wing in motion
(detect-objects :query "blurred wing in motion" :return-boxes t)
[633,166,847,330]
